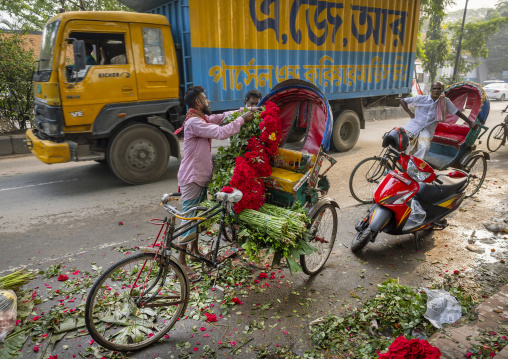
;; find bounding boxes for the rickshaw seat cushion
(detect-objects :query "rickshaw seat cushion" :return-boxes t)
[432,123,470,148]
[270,148,316,174]
[436,123,470,136]
[266,167,305,193]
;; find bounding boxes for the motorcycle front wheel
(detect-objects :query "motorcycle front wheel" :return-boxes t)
[351,228,374,253]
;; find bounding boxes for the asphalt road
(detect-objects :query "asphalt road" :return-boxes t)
[0,100,507,358]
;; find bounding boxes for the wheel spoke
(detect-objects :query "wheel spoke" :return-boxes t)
[85,254,188,351]
[350,157,388,203]
[465,155,487,198]
[301,204,337,275]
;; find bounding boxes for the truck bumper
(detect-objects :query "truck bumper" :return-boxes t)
[25,129,71,164]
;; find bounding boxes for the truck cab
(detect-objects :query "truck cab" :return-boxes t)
[26,11,181,185]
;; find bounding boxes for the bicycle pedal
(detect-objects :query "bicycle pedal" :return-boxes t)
[224,247,243,258]
[139,246,160,254]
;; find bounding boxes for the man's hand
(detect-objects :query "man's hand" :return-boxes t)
[241,111,255,122]
[469,121,478,130]
[400,99,415,119]
[248,106,263,112]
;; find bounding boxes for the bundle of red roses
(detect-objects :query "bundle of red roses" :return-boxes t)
[377,336,441,359]
[229,101,281,213]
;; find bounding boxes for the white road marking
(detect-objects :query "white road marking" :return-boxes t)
[0,239,134,274]
[0,178,78,192]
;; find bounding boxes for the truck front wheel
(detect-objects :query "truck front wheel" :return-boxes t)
[107,124,170,185]
[331,110,361,152]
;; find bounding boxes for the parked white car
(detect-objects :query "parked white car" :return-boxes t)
[484,83,508,101]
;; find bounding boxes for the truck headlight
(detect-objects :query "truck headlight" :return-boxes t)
[43,122,60,136]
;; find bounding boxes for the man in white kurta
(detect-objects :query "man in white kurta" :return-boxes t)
[400,82,477,159]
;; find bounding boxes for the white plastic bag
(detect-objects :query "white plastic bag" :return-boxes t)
[423,288,462,329]
[408,199,426,224]
[403,199,426,230]
[0,290,17,342]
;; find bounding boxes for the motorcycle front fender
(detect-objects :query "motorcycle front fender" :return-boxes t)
[369,204,394,232]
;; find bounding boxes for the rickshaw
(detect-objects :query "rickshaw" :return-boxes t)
[84,79,339,352]
[349,81,490,203]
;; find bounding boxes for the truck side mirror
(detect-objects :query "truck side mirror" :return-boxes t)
[73,40,86,71]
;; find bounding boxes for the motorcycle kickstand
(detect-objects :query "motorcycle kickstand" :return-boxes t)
[413,232,419,251]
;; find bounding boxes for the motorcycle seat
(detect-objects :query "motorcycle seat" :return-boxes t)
[416,175,468,204]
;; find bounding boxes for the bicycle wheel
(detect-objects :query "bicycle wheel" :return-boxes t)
[464,155,487,198]
[349,157,390,204]
[486,124,506,153]
[301,203,338,275]
[85,253,189,351]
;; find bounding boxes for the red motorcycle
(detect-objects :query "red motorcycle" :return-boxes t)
[352,128,470,252]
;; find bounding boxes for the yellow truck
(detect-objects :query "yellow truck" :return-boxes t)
[27,1,420,184]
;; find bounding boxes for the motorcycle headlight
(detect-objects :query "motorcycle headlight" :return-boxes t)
[407,159,432,182]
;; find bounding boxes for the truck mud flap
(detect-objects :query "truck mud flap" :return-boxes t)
[369,204,393,232]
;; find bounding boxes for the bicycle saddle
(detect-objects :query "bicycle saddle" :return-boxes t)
[215,188,243,203]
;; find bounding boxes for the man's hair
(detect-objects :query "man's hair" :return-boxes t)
[85,43,93,55]
[244,89,262,103]
[184,86,205,108]
[432,81,444,89]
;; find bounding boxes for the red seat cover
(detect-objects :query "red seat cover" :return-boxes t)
[435,122,470,136]
[432,123,469,148]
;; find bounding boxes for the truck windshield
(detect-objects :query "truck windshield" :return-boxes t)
[38,20,60,72]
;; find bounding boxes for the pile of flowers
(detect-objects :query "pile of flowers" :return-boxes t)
[377,336,441,359]
[230,101,280,213]
[208,102,281,213]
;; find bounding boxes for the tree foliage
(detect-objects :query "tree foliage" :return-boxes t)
[0,0,132,31]
[0,32,36,133]
[485,1,508,76]
[447,15,508,77]
[420,0,451,84]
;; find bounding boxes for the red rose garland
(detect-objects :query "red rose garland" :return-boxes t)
[377,336,442,359]
[229,101,281,213]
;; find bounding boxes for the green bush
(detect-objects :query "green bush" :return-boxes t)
[0,32,36,134]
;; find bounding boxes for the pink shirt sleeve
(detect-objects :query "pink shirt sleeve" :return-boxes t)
[186,116,245,140]
[206,110,236,125]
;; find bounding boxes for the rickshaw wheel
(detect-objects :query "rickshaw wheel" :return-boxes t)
[301,203,337,275]
[464,155,487,198]
[349,157,391,203]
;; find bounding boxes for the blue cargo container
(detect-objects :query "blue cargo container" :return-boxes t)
[122,0,420,151]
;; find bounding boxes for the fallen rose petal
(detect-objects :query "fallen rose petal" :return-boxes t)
[57,275,69,282]
[72,270,79,275]
[33,345,40,353]
[118,222,123,225]
[230,341,236,346]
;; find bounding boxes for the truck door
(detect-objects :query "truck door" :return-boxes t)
[58,21,138,132]
[128,23,179,101]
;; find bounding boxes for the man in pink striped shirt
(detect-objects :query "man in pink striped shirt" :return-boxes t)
[176,86,259,281]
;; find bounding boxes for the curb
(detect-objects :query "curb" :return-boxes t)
[0,107,408,158]
[429,283,508,358]
[364,107,408,122]
[0,134,30,156]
